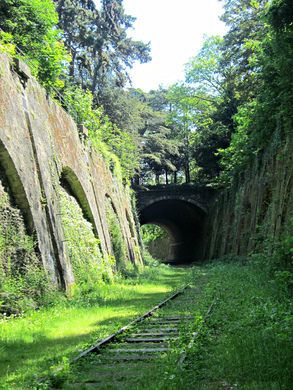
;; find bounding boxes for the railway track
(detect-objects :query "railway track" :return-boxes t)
[65,284,204,389]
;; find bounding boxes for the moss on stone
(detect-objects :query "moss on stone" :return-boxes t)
[59,186,113,294]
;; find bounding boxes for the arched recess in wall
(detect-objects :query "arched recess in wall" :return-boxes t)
[0,140,35,233]
[60,167,99,237]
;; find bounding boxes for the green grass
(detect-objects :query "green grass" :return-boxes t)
[64,272,205,390]
[165,260,293,390]
[0,264,190,389]
[2,258,291,389]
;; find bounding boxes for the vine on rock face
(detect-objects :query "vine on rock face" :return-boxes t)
[0,181,56,317]
[59,187,114,294]
[105,197,128,272]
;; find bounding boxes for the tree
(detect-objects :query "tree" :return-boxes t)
[141,125,180,185]
[216,0,293,185]
[167,37,228,183]
[220,0,269,103]
[0,0,70,89]
[136,87,183,185]
[63,85,141,180]
[54,0,151,106]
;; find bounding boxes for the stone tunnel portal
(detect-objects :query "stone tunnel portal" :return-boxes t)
[139,199,206,264]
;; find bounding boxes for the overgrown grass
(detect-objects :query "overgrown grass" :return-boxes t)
[63,257,292,390]
[0,264,190,389]
[166,258,293,390]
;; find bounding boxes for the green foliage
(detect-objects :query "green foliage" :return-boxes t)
[63,85,139,180]
[167,79,222,183]
[185,35,224,97]
[0,0,70,89]
[142,125,181,183]
[59,186,113,294]
[140,224,167,245]
[63,85,104,131]
[138,35,230,185]
[149,0,293,187]
[0,31,15,56]
[220,0,292,185]
[55,0,151,98]
[136,87,186,185]
[0,183,58,317]
[217,100,257,185]
[105,197,128,269]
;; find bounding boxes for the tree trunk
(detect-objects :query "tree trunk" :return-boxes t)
[165,170,169,185]
[174,170,177,184]
[155,173,160,184]
[185,163,190,183]
[69,49,76,78]
[184,133,190,183]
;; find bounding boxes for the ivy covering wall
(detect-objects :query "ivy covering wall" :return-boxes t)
[59,187,114,293]
[0,179,54,316]
[105,197,128,270]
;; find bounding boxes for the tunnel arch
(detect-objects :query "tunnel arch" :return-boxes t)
[141,195,208,214]
[0,140,35,233]
[139,199,206,264]
[60,166,99,236]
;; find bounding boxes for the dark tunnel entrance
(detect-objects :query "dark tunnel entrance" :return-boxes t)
[139,199,206,264]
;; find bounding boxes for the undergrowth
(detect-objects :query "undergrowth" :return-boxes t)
[59,187,114,294]
[105,197,128,272]
[0,181,58,317]
[165,253,293,390]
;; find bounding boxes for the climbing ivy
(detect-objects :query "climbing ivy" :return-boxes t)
[0,181,56,316]
[59,187,114,294]
[105,198,128,270]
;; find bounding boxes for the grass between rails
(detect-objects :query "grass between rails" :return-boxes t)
[0,264,190,389]
[64,279,205,390]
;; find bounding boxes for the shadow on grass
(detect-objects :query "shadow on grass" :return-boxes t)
[0,312,136,385]
[0,292,177,382]
[0,267,192,387]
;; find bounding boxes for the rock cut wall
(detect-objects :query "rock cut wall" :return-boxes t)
[0,54,142,290]
[204,132,293,260]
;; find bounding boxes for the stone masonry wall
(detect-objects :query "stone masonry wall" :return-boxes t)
[204,132,293,259]
[0,54,142,290]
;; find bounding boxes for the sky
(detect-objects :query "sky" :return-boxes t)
[95,0,227,91]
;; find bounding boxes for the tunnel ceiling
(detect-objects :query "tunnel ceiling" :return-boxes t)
[139,199,206,264]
